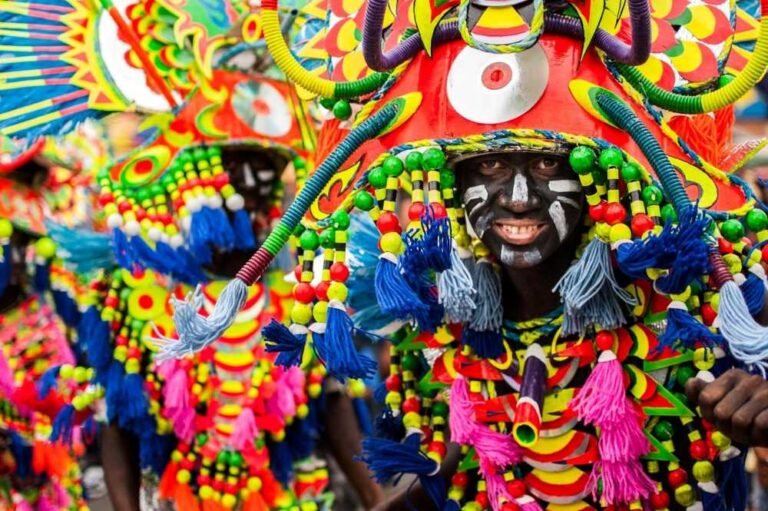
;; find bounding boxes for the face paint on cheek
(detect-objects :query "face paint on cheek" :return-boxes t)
[463,184,489,218]
[548,179,581,193]
[501,245,543,266]
[549,201,568,241]
[512,174,528,203]
[556,196,580,209]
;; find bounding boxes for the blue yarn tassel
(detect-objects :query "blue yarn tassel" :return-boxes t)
[658,302,724,351]
[374,382,387,404]
[361,433,446,508]
[443,500,461,511]
[9,431,32,478]
[166,244,207,284]
[130,236,170,275]
[420,212,452,272]
[286,416,316,461]
[52,290,80,328]
[555,238,635,335]
[352,397,374,437]
[188,209,213,264]
[375,406,405,441]
[46,221,115,273]
[105,361,125,423]
[119,372,149,428]
[231,209,256,250]
[718,449,748,511]
[699,483,727,511]
[263,320,307,367]
[0,244,10,296]
[718,279,768,376]
[406,273,445,333]
[463,328,504,358]
[79,307,112,375]
[375,253,428,320]
[33,261,50,294]
[38,366,60,399]
[208,206,235,250]
[155,279,248,361]
[112,229,135,270]
[438,245,476,323]
[138,430,174,474]
[741,267,766,317]
[467,258,503,345]
[324,301,377,381]
[267,437,294,486]
[50,404,76,445]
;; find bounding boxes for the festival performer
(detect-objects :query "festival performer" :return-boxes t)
[160,0,768,507]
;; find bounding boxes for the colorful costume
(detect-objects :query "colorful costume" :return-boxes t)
[166,0,768,508]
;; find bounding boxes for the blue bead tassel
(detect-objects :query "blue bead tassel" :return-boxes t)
[38,366,61,399]
[658,301,723,351]
[438,245,476,323]
[50,404,76,445]
[324,301,377,381]
[741,266,766,317]
[231,209,256,251]
[0,244,10,296]
[263,320,307,367]
[33,261,50,295]
[79,307,112,376]
[465,258,503,356]
[375,253,429,320]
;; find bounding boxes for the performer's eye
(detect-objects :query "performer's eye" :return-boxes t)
[446,45,548,125]
[477,158,508,176]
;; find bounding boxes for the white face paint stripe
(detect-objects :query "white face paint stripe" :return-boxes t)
[549,201,568,241]
[464,185,488,204]
[556,196,580,209]
[512,174,528,203]
[501,245,542,266]
[243,162,256,188]
[548,180,581,193]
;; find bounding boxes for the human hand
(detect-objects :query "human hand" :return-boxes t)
[685,369,768,446]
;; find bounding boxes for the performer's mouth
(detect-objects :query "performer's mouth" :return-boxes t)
[493,219,548,246]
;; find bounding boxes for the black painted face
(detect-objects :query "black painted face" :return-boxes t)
[456,151,585,268]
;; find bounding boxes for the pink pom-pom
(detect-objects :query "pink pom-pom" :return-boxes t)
[231,407,259,450]
[517,495,543,511]
[569,351,625,425]
[161,362,194,442]
[267,381,296,419]
[481,461,513,511]
[587,459,656,504]
[0,352,13,395]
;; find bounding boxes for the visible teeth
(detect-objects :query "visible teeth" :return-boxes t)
[500,224,538,235]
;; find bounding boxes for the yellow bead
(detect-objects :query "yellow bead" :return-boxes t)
[448,488,463,501]
[327,282,348,302]
[462,503,482,511]
[693,347,716,371]
[710,293,720,313]
[221,494,237,508]
[72,395,87,411]
[313,301,328,323]
[402,411,421,429]
[199,485,214,499]
[595,222,611,241]
[125,358,140,374]
[273,429,286,441]
[692,461,714,483]
[646,267,663,280]
[297,403,309,419]
[385,391,402,408]
[59,364,74,379]
[247,388,258,399]
[176,469,191,484]
[349,379,366,397]
[291,303,313,324]
[723,253,742,274]
[192,383,203,395]
[308,383,322,398]
[674,484,695,507]
[426,451,442,464]
[73,366,88,383]
[380,232,403,254]
[711,431,731,450]
[609,223,632,243]
[247,477,262,491]
[221,184,235,198]
[171,450,183,463]
[669,286,692,303]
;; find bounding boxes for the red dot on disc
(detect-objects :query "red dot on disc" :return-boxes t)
[134,159,153,176]
[139,295,153,309]
[481,62,513,90]
[252,99,271,116]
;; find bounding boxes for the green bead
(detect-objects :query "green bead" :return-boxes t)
[319,98,336,109]
[422,147,446,170]
[746,209,768,232]
[401,353,420,372]
[196,433,208,446]
[192,147,207,162]
[292,224,306,236]
[431,401,448,417]
[294,157,307,170]
[331,210,351,230]
[652,420,674,441]
[207,146,222,158]
[598,147,624,170]
[720,219,745,242]
[299,230,320,251]
[367,167,387,189]
[569,146,596,175]
[150,184,164,197]
[661,203,677,224]
[320,228,336,249]
[229,452,244,468]
[675,365,696,388]
[354,191,375,211]
[332,100,352,121]
[217,451,231,465]
[620,162,642,182]
[135,188,151,203]
[592,169,606,186]
[642,185,664,206]
[439,169,455,189]
[179,151,193,164]
[405,151,423,171]
[382,156,404,177]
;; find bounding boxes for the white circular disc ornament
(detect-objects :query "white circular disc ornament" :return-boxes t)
[446,44,548,124]
[232,80,292,137]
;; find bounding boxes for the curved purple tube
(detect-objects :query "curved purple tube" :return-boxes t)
[361,0,650,70]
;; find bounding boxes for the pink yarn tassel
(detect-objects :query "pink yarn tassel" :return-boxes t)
[268,381,296,418]
[53,480,70,508]
[588,460,655,504]
[161,362,195,443]
[282,366,306,401]
[481,461,513,511]
[517,495,543,511]
[15,497,33,511]
[231,408,259,450]
[0,352,13,396]
[449,377,522,468]
[171,408,196,443]
[569,351,625,424]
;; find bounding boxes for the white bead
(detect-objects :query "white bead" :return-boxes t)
[181,215,192,232]
[208,194,223,209]
[148,227,162,241]
[124,220,141,237]
[186,196,202,213]
[106,214,123,229]
[226,193,245,211]
[170,234,184,248]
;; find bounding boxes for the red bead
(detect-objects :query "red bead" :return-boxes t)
[451,472,468,487]
[430,203,447,219]
[604,203,627,225]
[589,201,607,222]
[630,214,654,237]
[127,347,141,359]
[428,441,447,457]
[268,206,282,220]
[762,245,768,263]
[98,192,114,206]
[376,212,401,234]
[595,331,614,352]
[689,439,708,460]
[501,503,520,511]
[408,202,425,221]
[385,375,401,392]
[701,303,717,326]
[213,174,229,188]
[476,492,489,508]
[650,491,670,509]
[180,458,194,470]
[719,237,734,254]
[105,296,119,308]
[294,265,302,282]
[225,484,238,494]
[187,178,201,188]
[293,283,315,304]
[135,208,147,221]
[506,479,526,498]
[212,480,224,491]
[421,425,433,439]
[329,262,349,282]
[402,397,421,414]
[315,281,330,301]
[177,443,190,454]
[118,201,132,214]
[668,468,687,488]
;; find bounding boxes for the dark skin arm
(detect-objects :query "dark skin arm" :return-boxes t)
[685,369,768,447]
[372,441,462,511]
[323,391,385,510]
[101,423,142,511]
